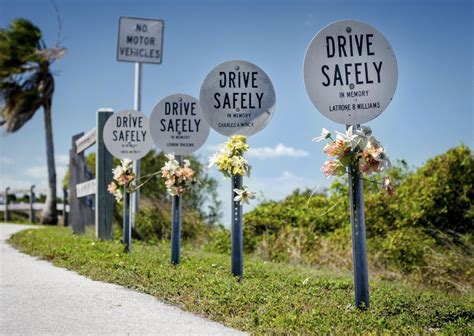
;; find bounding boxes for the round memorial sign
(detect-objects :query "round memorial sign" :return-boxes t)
[149,93,210,155]
[303,20,398,125]
[199,60,276,136]
[103,109,153,160]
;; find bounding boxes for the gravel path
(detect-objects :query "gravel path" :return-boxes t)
[0,224,246,336]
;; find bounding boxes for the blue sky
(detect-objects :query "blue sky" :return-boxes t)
[1,0,473,221]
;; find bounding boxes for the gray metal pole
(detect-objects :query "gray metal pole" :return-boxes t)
[30,185,35,223]
[231,175,243,277]
[62,188,67,226]
[4,187,9,222]
[347,125,370,309]
[123,189,131,253]
[130,62,142,229]
[171,156,183,264]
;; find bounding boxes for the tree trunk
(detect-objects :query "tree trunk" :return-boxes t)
[40,97,57,224]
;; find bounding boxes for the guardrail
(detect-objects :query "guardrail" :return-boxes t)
[2,185,68,224]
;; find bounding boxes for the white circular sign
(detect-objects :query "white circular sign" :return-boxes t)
[303,20,398,125]
[199,60,276,137]
[149,94,210,155]
[103,109,153,160]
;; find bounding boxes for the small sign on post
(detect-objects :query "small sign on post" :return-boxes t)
[117,17,164,64]
[303,19,397,125]
[150,94,210,264]
[117,16,165,233]
[200,60,276,277]
[103,109,153,253]
[304,20,398,308]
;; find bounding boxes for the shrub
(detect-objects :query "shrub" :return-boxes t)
[204,225,231,254]
[393,145,473,235]
[242,146,474,291]
[134,197,211,244]
[378,227,436,273]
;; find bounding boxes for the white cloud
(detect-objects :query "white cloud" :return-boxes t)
[206,143,309,159]
[24,165,67,192]
[205,144,222,152]
[0,175,35,191]
[25,165,48,179]
[247,144,309,159]
[247,171,317,201]
[55,154,69,165]
[0,157,14,165]
[1,153,70,196]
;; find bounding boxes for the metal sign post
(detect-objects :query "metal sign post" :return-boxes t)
[130,62,142,229]
[171,155,183,264]
[103,109,153,253]
[149,94,210,264]
[123,189,131,253]
[347,125,369,308]
[199,60,277,277]
[303,20,398,309]
[117,16,164,231]
[231,175,243,277]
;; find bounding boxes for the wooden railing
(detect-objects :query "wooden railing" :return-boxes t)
[68,108,114,239]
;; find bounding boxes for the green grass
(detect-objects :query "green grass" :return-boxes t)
[9,227,473,335]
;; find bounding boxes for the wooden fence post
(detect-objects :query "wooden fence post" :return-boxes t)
[4,187,9,222]
[29,185,35,223]
[69,133,84,233]
[62,188,68,226]
[96,108,114,240]
[69,133,94,234]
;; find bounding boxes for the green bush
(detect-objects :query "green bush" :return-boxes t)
[204,225,231,254]
[244,190,345,252]
[134,197,211,243]
[393,145,473,234]
[379,227,436,273]
[242,146,474,291]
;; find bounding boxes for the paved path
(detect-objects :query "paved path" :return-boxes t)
[0,224,246,336]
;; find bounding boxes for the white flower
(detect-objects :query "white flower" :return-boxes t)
[231,155,248,167]
[165,153,175,161]
[121,159,133,170]
[233,186,256,205]
[113,189,122,202]
[312,128,331,142]
[112,166,124,180]
[351,127,369,149]
[183,159,191,168]
[335,126,358,149]
[163,158,179,173]
[208,152,219,168]
[378,152,392,171]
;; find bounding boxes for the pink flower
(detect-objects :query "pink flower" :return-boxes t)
[359,145,385,174]
[323,138,351,158]
[107,182,117,194]
[321,160,345,177]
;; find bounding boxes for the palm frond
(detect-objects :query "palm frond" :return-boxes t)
[0,19,42,79]
[0,80,42,132]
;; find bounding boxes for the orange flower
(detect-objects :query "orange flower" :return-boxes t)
[107,182,117,194]
[181,167,194,179]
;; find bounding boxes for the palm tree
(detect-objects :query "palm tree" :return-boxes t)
[0,19,65,224]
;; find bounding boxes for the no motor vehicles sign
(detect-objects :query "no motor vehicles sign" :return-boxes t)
[117,17,164,64]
